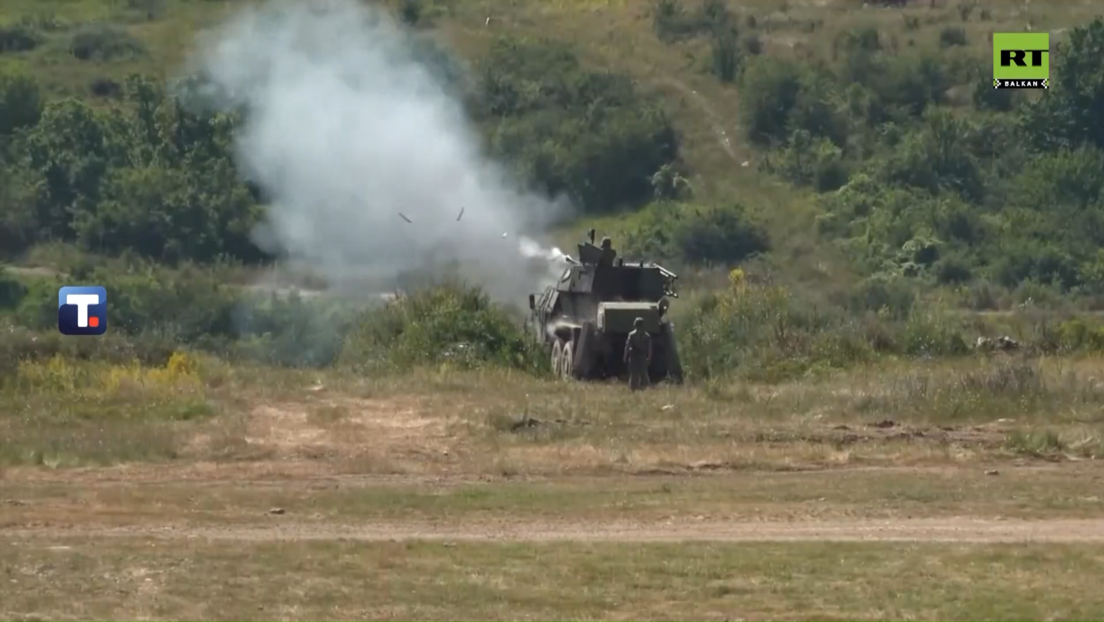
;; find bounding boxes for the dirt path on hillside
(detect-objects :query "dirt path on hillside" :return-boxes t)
[651,76,739,165]
[8,517,1104,544]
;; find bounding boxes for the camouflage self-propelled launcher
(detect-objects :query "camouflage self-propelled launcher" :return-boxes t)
[526,230,683,384]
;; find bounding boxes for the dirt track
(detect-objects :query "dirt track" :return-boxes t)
[8,517,1104,544]
[7,462,1104,544]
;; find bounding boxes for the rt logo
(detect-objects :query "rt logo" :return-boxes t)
[992,32,1049,90]
[58,286,107,336]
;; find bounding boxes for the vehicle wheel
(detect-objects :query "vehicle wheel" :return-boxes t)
[573,322,594,380]
[551,340,563,377]
[561,341,574,380]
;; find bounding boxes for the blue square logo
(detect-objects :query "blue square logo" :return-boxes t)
[58,286,108,336]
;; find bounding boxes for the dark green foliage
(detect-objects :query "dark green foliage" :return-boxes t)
[0,322,178,379]
[0,71,42,135]
[0,20,695,378]
[834,34,949,121]
[476,38,679,213]
[973,75,1013,112]
[653,0,735,43]
[4,261,359,369]
[8,4,1104,380]
[743,33,762,55]
[874,108,984,202]
[934,253,973,285]
[938,26,967,48]
[0,268,26,309]
[90,77,122,99]
[3,75,266,263]
[652,0,682,40]
[1022,18,1104,152]
[399,0,422,25]
[678,279,969,381]
[69,24,147,61]
[339,280,547,374]
[710,28,740,83]
[738,56,845,148]
[715,12,1104,297]
[0,23,39,53]
[848,273,916,319]
[623,202,769,266]
[762,130,849,191]
[674,205,769,264]
[3,31,674,266]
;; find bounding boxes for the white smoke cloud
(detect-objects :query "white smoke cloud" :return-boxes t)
[189,0,573,302]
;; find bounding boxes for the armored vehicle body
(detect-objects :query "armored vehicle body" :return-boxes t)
[527,231,684,383]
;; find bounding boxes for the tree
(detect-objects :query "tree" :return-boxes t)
[0,71,42,136]
[1022,18,1104,152]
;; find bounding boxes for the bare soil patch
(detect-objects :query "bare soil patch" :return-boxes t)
[8,516,1104,544]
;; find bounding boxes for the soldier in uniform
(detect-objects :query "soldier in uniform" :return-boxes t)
[598,237,616,266]
[623,317,652,391]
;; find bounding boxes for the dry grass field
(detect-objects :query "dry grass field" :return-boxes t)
[4,350,1104,619]
[5,0,1104,619]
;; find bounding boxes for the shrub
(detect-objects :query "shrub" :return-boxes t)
[710,28,740,83]
[0,71,43,135]
[738,56,844,148]
[90,77,122,98]
[679,274,875,381]
[69,24,146,61]
[0,268,27,309]
[623,202,770,266]
[0,23,39,53]
[1021,18,1104,152]
[400,0,422,25]
[938,26,967,48]
[0,320,178,381]
[653,0,734,42]
[338,281,547,374]
[849,273,916,319]
[477,37,679,213]
[764,130,849,191]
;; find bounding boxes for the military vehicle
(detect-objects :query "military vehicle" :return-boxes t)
[526,230,684,384]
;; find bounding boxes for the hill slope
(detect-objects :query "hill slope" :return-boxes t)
[3,0,1104,305]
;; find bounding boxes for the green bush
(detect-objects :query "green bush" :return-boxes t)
[679,276,973,381]
[4,260,361,368]
[1021,18,1104,152]
[652,0,735,42]
[5,32,681,266]
[874,108,983,202]
[679,280,876,381]
[791,18,1104,295]
[1057,318,1104,352]
[938,26,967,48]
[0,320,178,381]
[738,56,845,147]
[69,24,147,61]
[0,70,43,135]
[9,1,1104,368]
[763,130,849,191]
[710,27,740,83]
[0,268,27,309]
[623,202,769,266]
[0,23,40,53]
[338,280,547,374]
[478,37,679,213]
[973,75,1013,112]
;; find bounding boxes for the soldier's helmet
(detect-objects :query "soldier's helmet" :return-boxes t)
[634,317,644,328]
[601,237,612,250]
